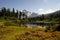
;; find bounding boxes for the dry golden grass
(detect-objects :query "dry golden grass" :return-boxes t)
[16,30,60,40]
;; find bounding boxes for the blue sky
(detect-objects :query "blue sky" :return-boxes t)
[0,0,60,14]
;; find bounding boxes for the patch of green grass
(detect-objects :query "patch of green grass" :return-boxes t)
[0,26,41,40]
[0,26,27,40]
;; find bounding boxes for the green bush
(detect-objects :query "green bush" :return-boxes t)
[45,24,60,32]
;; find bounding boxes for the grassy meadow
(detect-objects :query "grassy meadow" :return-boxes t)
[0,21,60,40]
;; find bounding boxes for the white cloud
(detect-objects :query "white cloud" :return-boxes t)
[46,9,55,13]
[37,8,58,15]
[38,8,43,11]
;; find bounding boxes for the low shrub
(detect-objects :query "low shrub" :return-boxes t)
[45,24,60,32]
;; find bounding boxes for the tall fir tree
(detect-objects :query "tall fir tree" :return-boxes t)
[15,10,18,18]
[12,8,15,17]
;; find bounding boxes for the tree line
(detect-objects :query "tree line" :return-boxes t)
[0,7,28,26]
[0,7,60,24]
[0,7,27,20]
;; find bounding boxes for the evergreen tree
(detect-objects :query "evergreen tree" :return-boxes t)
[12,8,15,17]
[1,7,7,19]
[6,8,10,17]
[15,10,18,18]
[19,11,22,20]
